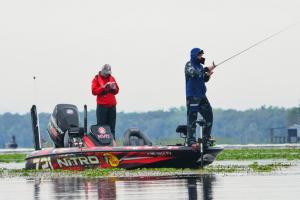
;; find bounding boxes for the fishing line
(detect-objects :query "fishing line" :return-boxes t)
[213,22,299,69]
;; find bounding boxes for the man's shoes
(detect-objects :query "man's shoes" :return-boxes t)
[187,136,215,147]
[203,136,215,149]
[187,137,197,146]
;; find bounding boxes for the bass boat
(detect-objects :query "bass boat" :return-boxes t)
[25,104,223,170]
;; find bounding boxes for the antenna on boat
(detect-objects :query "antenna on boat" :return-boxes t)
[33,76,38,105]
[84,104,88,134]
[30,105,42,150]
[212,22,299,69]
[30,76,42,150]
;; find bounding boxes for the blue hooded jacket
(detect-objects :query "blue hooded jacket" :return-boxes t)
[185,48,206,97]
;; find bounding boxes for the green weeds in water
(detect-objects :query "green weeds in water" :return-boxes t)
[217,149,300,160]
[0,162,292,178]
[204,165,244,173]
[0,154,26,163]
[82,168,122,177]
[249,162,291,172]
[205,162,291,173]
[0,149,297,177]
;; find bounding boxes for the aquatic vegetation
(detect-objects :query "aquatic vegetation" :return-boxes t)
[82,168,122,177]
[204,165,245,173]
[0,161,293,178]
[0,154,26,163]
[249,162,291,172]
[205,162,292,173]
[216,149,300,160]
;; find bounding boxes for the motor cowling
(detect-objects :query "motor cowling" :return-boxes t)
[47,104,80,147]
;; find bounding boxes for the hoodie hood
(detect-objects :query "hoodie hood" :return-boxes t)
[190,48,203,64]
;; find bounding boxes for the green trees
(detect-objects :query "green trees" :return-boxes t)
[286,107,300,126]
[0,106,295,147]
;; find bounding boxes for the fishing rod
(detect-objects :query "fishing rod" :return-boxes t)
[212,22,299,69]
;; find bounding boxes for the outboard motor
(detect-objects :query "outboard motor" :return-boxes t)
[88,125,114,146]
[47,104,83,147]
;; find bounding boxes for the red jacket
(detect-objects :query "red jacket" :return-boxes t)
[91,73,119,107]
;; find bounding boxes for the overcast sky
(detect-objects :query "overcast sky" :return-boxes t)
[0,0,299,114]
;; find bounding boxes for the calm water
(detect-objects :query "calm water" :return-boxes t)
[1,161,300,200]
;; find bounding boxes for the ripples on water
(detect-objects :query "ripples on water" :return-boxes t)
[1,161,300,200]
[1,172,300,200]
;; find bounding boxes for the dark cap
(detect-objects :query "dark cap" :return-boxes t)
[198,50,204,55]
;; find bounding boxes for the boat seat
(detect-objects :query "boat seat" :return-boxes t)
[123,128,152,146]
[87,125,114,146]
[176,125,187,137]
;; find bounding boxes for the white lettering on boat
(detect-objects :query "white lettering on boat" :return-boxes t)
[32,157,53,169]
[57,155,100,167]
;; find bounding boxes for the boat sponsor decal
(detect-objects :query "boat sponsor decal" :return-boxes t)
[120,156,174,164]
[66,109,74,115]
[49,115,64,135]
[56,155,100,168]
[119,156,151,161]
[32,156,53,170]
[94,127,111,140]
[146,151,172,156]
[97,133,110,139]
[167,146,180,150]
[103,153,119,167]
[48,127,59,139]
[98,127,106,134]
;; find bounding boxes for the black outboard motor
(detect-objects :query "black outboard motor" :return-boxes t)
[47,104,83,148]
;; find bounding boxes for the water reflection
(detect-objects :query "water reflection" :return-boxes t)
[34,178,41,200]
[2,160,299,199]
[187,175,215,200]
[51,177,117,200]
[31,175,216,200]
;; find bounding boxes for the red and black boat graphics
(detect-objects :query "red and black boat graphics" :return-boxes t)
[28,104,223,170]
[25,145,223,170]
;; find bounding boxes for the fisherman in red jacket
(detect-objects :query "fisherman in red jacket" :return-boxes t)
[92,64,119,139]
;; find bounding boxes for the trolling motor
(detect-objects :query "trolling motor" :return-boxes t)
[175,120,210,167]
[186,119,217,167]
[192,119,207,167]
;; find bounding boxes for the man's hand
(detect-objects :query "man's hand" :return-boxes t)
[206,65,214,71]
[103,82,116,89]
[103,82,111,89]
[205,65,214,75]
[206,70,214,76]
[110,83,116,90]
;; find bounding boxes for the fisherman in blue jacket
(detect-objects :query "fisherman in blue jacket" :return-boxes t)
[185,47,214,147]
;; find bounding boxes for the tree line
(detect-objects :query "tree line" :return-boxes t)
[0,106,299,147]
